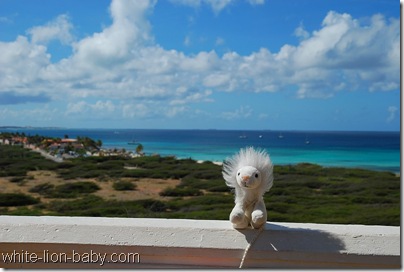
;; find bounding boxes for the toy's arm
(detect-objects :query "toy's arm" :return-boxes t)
[230,203,249,229]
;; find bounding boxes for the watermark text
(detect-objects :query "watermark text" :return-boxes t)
[2,249,140,266]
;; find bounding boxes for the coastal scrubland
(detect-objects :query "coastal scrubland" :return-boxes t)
[0,144,399,226]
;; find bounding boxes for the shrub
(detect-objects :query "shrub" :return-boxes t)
[208,185,230,192]
[4,206,43,216]
[29,183,55,195]
[191,170,222,180]
[48,195,109,215]
[302,180,323,189]
[113,180,136,191]
[9,176,25,183]
[159,187,203,197]
[47,195,165,217]
[0,193,39,206]
[180,177,227,192]
[31,181,100,198]
[135,199,168,212]
[98,160,124,170]
[53,181,100,198]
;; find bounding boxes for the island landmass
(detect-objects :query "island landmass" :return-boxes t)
[0,132,399,226]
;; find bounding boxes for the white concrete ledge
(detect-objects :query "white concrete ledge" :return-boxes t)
[0,216,400,268]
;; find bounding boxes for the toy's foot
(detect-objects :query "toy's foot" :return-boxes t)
[232,221,249,229]
[251,210,266,229]
[230,212,249,229]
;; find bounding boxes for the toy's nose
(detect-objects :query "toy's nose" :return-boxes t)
[241,175,250,182]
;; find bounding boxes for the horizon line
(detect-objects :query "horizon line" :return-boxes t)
[0,126,400,133]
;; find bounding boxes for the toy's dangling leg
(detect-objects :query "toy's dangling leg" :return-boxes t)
[251,200,267,229]
[230,204,249,229]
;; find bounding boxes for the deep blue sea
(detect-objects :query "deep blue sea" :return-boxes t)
[1,128,400,173]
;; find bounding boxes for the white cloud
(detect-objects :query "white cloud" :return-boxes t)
[215,37,225,46]
[169,0,263,13]
[0,106,58,123]
[180,50,219,72]
[274,11,399,97]
[170,89,213,105]
[166,106,188,117]
[121,100,189,119]
[0,0,399,125]
[184,35,191,46]
[258,113,268,120]
[221,105,253,120]
[294,23,309,40]
[122,103,151,118]
[205,0,232,14]
[27,14,73,45]
[66,101,87,115]
[0,36,50,94]
[247,0,265,5]
[169,0,201,8]
[93,100,116,112]
[0,16,13,24]
[66,100,116,115]
[71,0,154,68]
[203,73,231,88]
[386,106,398,123]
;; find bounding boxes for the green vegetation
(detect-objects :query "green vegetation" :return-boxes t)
[0,145,58,177]
[265,163,400,226]
[0,144,400,226]
[113,180,136,191]
[160,186,203,197]
[0,193,39,206]
[29,181,100,198]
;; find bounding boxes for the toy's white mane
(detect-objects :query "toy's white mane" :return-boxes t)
[222,147,273,195]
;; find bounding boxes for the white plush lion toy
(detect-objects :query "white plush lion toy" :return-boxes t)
[222,147,274,229]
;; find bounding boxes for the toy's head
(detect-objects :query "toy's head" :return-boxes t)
[236,165,261,189]
[223,147,274,194]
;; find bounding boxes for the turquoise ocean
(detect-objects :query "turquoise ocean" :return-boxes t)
[2,128,400,173]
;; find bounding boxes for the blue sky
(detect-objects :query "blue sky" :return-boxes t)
[0,0,400,131]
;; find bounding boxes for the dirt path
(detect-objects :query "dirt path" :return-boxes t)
[31,148,63,163]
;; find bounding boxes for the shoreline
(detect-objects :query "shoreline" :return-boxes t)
[195,159,399,176]
[0,130,399,175]
[196,160,223,166]
[1,129,399,175]
[26,145,402,176]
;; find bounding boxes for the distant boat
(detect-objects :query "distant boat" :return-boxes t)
[128,139,139,145]
[278,133,284,139]
[305,136,310,145]
[239,133,247,139]
[259,135,263,138]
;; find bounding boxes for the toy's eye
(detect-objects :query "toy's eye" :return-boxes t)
[255,173,259,178]
[237,172,240,176]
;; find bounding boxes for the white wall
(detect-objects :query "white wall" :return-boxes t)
[0,216,400,268]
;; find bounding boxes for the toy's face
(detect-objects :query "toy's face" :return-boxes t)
[236,166,261,189]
